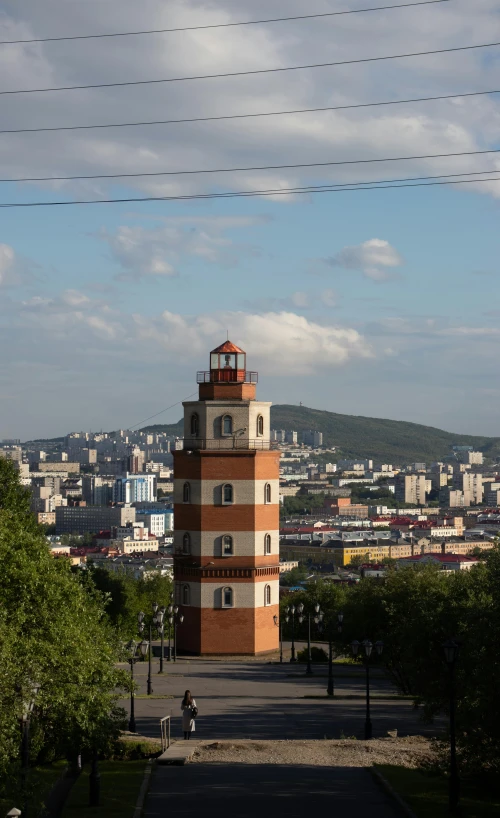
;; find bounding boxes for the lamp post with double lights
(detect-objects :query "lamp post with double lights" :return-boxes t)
[284,604,299,663]
[126,638,149,733]
[19,680,41,817]
[443,639,460,814]
[169,605,184,662]
[316,611,344,696]
[351,639,383,740]
[273,614,283,663]
[138,602,168,689]
[298,602,321,675]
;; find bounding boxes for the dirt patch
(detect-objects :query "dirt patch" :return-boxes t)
[191,736,434,768]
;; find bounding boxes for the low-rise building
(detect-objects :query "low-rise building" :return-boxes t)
[55,505,136,534]
[396,554,480,571]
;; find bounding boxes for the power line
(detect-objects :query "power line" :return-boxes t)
[129,393,198,430]
[1,170,499,208]
[1,87,498,137]
[0,2,452,45]
[1,39,498,96]
[2,146,500,185]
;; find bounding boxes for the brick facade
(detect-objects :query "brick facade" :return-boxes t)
[174,342,280,656]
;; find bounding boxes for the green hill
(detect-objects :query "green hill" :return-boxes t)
[144,406,500,465]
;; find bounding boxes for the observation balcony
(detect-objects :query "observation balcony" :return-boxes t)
[178,437,277,451]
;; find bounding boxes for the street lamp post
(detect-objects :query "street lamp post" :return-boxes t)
[298,602,321,675]
[19,680,41,818]
[284,605,298,663]
[351,639,383,740]
[273,615,283,663]
[317,612,344,696]
[169,605,184,662]
[443,639,460,815]
[126,639,149,733]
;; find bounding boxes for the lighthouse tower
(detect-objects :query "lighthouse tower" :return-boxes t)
[173,341,280,655]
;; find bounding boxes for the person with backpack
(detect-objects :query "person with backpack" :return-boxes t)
[181,689,198,740]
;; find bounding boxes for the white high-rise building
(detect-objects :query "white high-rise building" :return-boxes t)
[113,473,156,504]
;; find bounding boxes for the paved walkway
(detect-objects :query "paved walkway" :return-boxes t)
[145,763,401,818]
[125,657,442,743]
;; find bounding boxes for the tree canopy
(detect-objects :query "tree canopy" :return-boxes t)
[0,459,128,792]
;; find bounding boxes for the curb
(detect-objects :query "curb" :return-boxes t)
[133,759,153,818]
[370,767,419,818]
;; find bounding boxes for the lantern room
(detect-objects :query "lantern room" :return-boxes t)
[197,340,258,400]
[209,341,245,383]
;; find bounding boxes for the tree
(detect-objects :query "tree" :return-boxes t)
[0,459,128,792]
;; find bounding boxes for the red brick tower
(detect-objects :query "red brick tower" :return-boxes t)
[173,341,280,655]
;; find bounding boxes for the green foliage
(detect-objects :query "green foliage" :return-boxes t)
[279,565,309,587]
[290,558,500,783]
[0,459,128,792]
[297,646,328,663]
[281,493,326,516]
[269,405,500,464]
[86,565,173,638]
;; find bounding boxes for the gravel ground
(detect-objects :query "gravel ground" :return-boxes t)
[191,736,434,768]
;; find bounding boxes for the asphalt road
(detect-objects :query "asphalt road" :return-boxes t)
[145,763,401,818]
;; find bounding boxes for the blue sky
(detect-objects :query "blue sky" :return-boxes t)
[1,0,500,439]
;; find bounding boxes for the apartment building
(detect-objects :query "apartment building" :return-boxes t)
[55,505,136,534]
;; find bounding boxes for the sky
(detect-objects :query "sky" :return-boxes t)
[1,0,500,440]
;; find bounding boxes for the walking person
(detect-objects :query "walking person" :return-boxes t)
[181,689,197,740]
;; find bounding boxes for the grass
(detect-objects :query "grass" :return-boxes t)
[0,761,67,815]
[62,760,147,818]
[377,765,500,818]
[118,694,174,700]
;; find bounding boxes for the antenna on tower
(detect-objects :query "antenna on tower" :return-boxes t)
[226,329,229,341]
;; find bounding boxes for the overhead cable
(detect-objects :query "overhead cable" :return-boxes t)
[2,147,500,185]
[1,171,499,208]
[0,2,452,45]
[1,87,498,136]
[0,39,498,96]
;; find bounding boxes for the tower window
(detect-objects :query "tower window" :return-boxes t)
[190,413,199,436]
[223,534,234,555]
[182,532,191,554]
[182,584,190,606]
[264,534,271,555]
[183,482,191,503]
[264,585,271,606]
[222,484,234,505]
[264,483,272,504]
[257,415,264,436]
[222,587,233,608]
[222,415,233,436]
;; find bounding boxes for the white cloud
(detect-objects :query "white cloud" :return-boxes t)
[0,0,499,203]
[0,244,16,285]
[101,216,263,278]
[327,239,404,281]
[134,309,373,374]
[321,289,338,307]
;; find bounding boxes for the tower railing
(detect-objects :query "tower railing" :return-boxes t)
[178,438,277,451]
[196,370,258,384]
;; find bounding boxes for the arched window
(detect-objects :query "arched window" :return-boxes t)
[223,484,233,505]
[264,534,271,555]
[223,535,233,556]
[190,413,199,436]
[182,584,190,606]
[257,414,264,436]
[222,415,233,435]
[182,532,191,554]
[264,584,271,606]
[222,587,233,608]
[183,482,191,503]
[265,483,271,504]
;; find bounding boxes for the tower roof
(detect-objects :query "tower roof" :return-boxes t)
[211,340,244,354]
